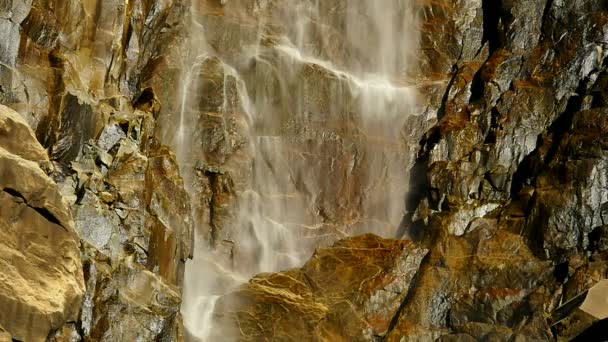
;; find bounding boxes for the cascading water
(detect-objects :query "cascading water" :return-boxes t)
[170,1,419,340]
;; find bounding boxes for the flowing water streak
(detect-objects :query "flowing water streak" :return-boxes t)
[175,1,420,340]
[176,62,197,162]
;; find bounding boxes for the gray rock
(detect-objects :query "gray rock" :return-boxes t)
[97,124,126,152]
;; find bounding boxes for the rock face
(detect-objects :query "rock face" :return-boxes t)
[0,104,84,342]
[1,0,607,341]
[393,0,608,340]
[169,0,420,275]
[76,244,184,341]
[210,235,428,341]
[0,0,194,340]
[185,0,608,340]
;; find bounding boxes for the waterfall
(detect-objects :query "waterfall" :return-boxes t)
[170,1,419,340]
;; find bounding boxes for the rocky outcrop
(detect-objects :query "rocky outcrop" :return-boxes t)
[0,104,84,342]
[387,224,556,340]
[74,243,184,341]
[396,0,608,340]
[53,65,193,340]
[0,0,194,340]
[208,234,427,341]
[192,0,608,340]
[1,0,607,340]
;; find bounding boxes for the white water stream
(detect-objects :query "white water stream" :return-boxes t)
[171,1,419,340]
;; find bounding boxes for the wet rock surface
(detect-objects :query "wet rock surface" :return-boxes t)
[170,0,420,269]
[209,235,427,341]
[192,0,608,340]
[0,0,607,341]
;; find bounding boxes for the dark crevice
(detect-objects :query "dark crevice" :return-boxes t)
[483,172,500,192]
[49,161,71,184]
[553,261,569,283]
[419,125,443,156]
[436,66,459,120]
[510,76,589,197]
[401,152,430,241]
[107,143,121,158]
[51,93,95,163]
[74,183,87,205]
[2,188,66,229]
[470,0,503,103]
[588,226,607,253]
[381,252,431,340]
[509,139,541,198]
[118,122,130,135]
[206,173,219,247]
[483,107,500,144]
[397,215,426,242]
[133,87,155,110]
[37,49,65,149]
[519,194,546,261]
[199,168,226,248]
[590,90,606,108]
[481,0,502,55]
[104,53,116,86]
[469,65,486,103]
[540,0,555,38]
[541,78,588,167]
[400,111,450,240]
[570,318,608,341]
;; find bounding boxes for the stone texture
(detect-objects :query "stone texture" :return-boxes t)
[210,234,427,341]
[387,221,556,341]
[0,103,48,163]
[60,102,194,340]
[0,0,607,340]
[78,243,184,342]
[170,0,422,279]
[397,0,608,340]
[0,105,84,342]
[175,0,608,340]
[171,0,604,339]
[0,0,193,340]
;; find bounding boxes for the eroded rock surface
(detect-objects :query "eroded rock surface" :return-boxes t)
[0,0,193,340]
[198,0,608,340]
[1,0,607,341]
[75,243,184,341]
[397,0,608,340]
[209,235,427,341]
[0,104,84,342]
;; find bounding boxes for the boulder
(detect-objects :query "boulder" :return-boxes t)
[0,104,84,342]
[209,234,428,341]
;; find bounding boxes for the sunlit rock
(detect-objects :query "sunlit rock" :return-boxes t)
[0,0,607,340]
[78,243,183,341]
[386,226,555,341]
[0,105,84,342]
[145,145,194,287]
[210,234,427,341]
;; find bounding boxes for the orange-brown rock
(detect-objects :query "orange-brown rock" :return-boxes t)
[0,105,85,342]
[209,234,428,341]
[1,0,194,338]
[387,219,555,341]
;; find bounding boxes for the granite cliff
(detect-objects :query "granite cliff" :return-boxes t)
[0,0,606,341]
